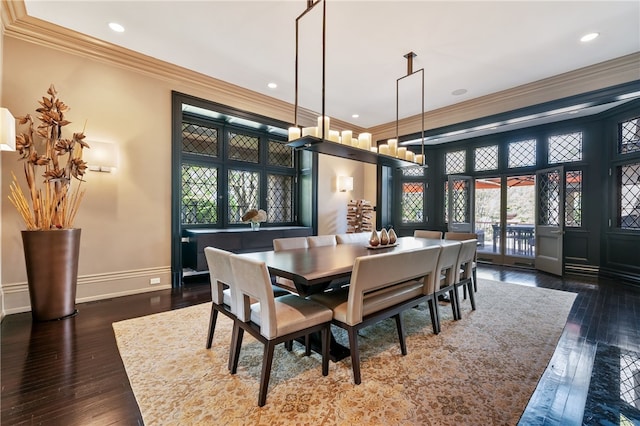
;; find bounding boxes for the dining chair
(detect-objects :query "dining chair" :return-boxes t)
[310,246,441,384]
[228,255,332,407]
[444,232,478,292]
[453,239,477,318]
[272,236,309,251]
[203,247,236,363]
[335,232,370,245]
[306,234,337,247]
[414,230,443,239]
[434,241,463,329]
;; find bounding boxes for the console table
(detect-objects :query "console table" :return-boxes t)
[182,226,313,271]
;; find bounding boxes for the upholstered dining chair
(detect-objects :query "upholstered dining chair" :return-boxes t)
[414,230,443,239]
[306,234,337,247]
[434,241,463,329]
[335,232,370,245]
[272,236,309,252]
[453,239,477,317]
[310,246,441,384]
[444,232,478,292]
[204,247,237,366]
[228,255,333,407]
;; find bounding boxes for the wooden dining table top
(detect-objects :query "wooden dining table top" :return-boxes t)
[239,236,455,296]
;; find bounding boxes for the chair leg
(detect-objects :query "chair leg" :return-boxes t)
[394,314,407,355]
[433,298,441,334]
[473,268,478,292]
[347,327,361,385]
[321,326,330,376]
[229,323,244,373]
[284,340,293,351]
[305,334,311,356]
[450,288,461,320]
[258,340,276,407]
[428,299,439,334]
[206,306,218,349]
[467,281,476,311]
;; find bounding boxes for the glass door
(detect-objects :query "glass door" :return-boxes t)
[447,175,474,233]
[475,174,536,265]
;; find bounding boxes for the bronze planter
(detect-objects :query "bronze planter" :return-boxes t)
[21,229,81,321]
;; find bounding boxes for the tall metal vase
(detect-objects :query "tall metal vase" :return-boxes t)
[21,229,81,321]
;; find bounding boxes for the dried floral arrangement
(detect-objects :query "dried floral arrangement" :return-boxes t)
[241,208,267,223]
[8,85,89,230]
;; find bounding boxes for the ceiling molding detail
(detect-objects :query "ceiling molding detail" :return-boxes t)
[369,53,640,143]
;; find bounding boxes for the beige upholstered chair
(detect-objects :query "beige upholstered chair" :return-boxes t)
[414,230,443,239]
[335,232,370,245]
[306,234,337,247]
[204,247,236,361]
[228,255,332,406]
[444,232,478,292]
[434,242,463,329]
[273,236,309,251]
[454,239,477,317]
[310,246,441,384]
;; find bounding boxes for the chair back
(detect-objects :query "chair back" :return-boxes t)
[229,255,278,339]
[273,237,308,251]
[307,235,337,248]
[345,246,441,325]
[336,233,370,245]
[444,232,478,241]
[455,239,477,282]
[436,242,462,289]
[414,230,443,239]
[204,247,235,308]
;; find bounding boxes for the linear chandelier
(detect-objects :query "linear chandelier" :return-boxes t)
[286,0,423,168]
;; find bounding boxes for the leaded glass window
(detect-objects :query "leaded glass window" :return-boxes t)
[267,174,294,222]
[268,139,293,167]
[508,139,536,168]
[618,162,640,229]
[402,182,424,223]
[228,132,259,163]
[620,117,640,154]
[565,170,583,227]
[181,164,218,224]
[182,122,218,157]
[402,166,425,177]
[228,169,260,223]
[548,132,583,164]
[474,145,498,171]
[445,150,465,175]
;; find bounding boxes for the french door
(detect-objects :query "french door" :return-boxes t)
[447,175,474,233]
[535,166,564,276]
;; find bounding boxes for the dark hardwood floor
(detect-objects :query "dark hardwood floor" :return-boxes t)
[2,266,639,425]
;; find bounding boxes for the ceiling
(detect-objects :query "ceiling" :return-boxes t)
[23,1,640,135]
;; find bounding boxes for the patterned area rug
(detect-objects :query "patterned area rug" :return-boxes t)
[113,280,576,425]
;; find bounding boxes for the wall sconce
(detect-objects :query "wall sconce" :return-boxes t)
[337,175,354,192]
[85,140,118,172]
[0,107,16,151]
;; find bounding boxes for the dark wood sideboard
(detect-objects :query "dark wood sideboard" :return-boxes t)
[182,226,313,271]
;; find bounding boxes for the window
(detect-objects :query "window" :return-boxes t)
[508,139,536,168]
[548,132,583,164]
[474,145,498,171]
[620,117,640,154]
[401,182,424,223]
[445,150,466,174]
[565,170,583,227]
[617,162,640,230]
[180,108,295,227]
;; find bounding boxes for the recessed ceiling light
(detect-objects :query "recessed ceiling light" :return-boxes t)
[452,88,467,96]
[267,82,277,89]
[108,22,125,33]
[352,114,359,118]
[580,32,599,42]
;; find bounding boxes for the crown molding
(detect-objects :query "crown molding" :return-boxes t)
[369,52,640,142]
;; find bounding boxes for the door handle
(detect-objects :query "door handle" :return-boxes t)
[550,230,564,234]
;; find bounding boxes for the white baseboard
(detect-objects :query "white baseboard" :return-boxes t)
[1,267,173,316]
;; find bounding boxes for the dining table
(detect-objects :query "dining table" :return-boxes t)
[239,236,455,361]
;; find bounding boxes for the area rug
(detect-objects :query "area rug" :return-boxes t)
[113,280,576,425]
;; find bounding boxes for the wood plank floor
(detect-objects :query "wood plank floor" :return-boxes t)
[2,266,639,425]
